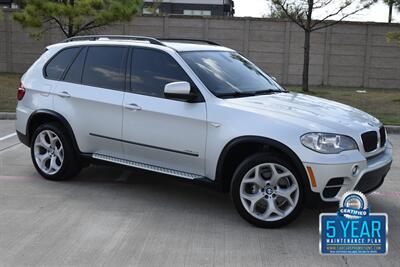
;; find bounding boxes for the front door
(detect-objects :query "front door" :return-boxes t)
[122,47,207,176]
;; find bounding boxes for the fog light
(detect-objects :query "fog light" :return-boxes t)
[352,165,359,176]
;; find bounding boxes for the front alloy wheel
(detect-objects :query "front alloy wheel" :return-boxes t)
[240,163,299,221]
[231,153,304,228]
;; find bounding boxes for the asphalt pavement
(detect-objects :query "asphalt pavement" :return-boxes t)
[0,120,399,267]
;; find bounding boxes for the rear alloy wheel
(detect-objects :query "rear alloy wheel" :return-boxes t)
[33,130,64,175]
[31,122,81,181]
[231,153,304,228]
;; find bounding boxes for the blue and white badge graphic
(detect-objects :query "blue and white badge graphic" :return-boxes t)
[338,191,369,219]
[320,191,388,255]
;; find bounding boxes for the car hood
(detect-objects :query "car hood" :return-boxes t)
[225,92,381,133]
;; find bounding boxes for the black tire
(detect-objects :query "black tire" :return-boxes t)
[30,122,81,181]
[231,153,304,228]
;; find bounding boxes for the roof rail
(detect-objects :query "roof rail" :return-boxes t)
[63,35,166,46]
[158,38,221,46]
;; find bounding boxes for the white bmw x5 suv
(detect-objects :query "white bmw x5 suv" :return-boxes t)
[16,35,392,228]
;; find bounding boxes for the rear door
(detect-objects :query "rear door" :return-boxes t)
[122,47,207,176]
[52,45,128,156]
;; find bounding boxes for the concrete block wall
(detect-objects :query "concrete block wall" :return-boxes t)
[0,11,399,89]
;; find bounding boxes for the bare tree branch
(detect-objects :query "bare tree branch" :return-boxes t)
[49,16,68,37]
[311,5,372,31]
[313,0,335,9]
[72,20,96,36]
[272,1,307,30]
[310,2,353,28]
[79,23,108,32]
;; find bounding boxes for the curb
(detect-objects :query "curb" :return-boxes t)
[0,112,16,120]
[386,126,400,135]
[0,112,399,134]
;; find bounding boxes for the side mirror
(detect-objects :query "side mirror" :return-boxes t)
[164,81,196,102]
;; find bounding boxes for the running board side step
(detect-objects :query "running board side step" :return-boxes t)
[92,153,204,179]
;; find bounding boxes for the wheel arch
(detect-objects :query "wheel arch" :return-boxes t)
[26,109,81,154]
[215,136,313,198]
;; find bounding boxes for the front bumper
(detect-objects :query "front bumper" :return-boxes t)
[354,162,391,193]
[303,142,393,202]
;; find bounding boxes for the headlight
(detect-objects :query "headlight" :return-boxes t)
[300,133,358,154]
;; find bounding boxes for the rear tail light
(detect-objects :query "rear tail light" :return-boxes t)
[17,83,25,101]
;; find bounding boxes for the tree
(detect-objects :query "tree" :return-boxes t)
[269,0,376,92]
[384,0,400,23]
[269,4,287,18]
[387,31,400,45]
[385,2,400,49]
[13,0,143,39]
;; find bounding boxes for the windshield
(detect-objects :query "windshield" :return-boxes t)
[180,51,284,98]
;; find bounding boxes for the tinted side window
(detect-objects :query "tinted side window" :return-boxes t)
[45,47,80,80]
[130,48,194,98]
[64,47,86,83]
[82,46,127,90]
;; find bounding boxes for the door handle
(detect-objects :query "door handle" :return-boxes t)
[124,103,142,111]
[55,91,71,98]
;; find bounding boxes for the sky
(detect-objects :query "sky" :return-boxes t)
[234,0,400,23]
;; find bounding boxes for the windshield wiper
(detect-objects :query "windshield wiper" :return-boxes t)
[216,89,286,99]
[216,91,256,98]
[252,89,286,95]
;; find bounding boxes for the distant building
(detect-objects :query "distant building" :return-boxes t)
[0,0,19,9]
[143,0,235,17]
[0,0,12,8]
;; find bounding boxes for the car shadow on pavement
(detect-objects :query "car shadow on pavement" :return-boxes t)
[58,164,336,229]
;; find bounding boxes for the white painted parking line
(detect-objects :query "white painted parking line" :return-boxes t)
[372,191,400,198]
[0,142,21,153]
[0,133,17,141]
